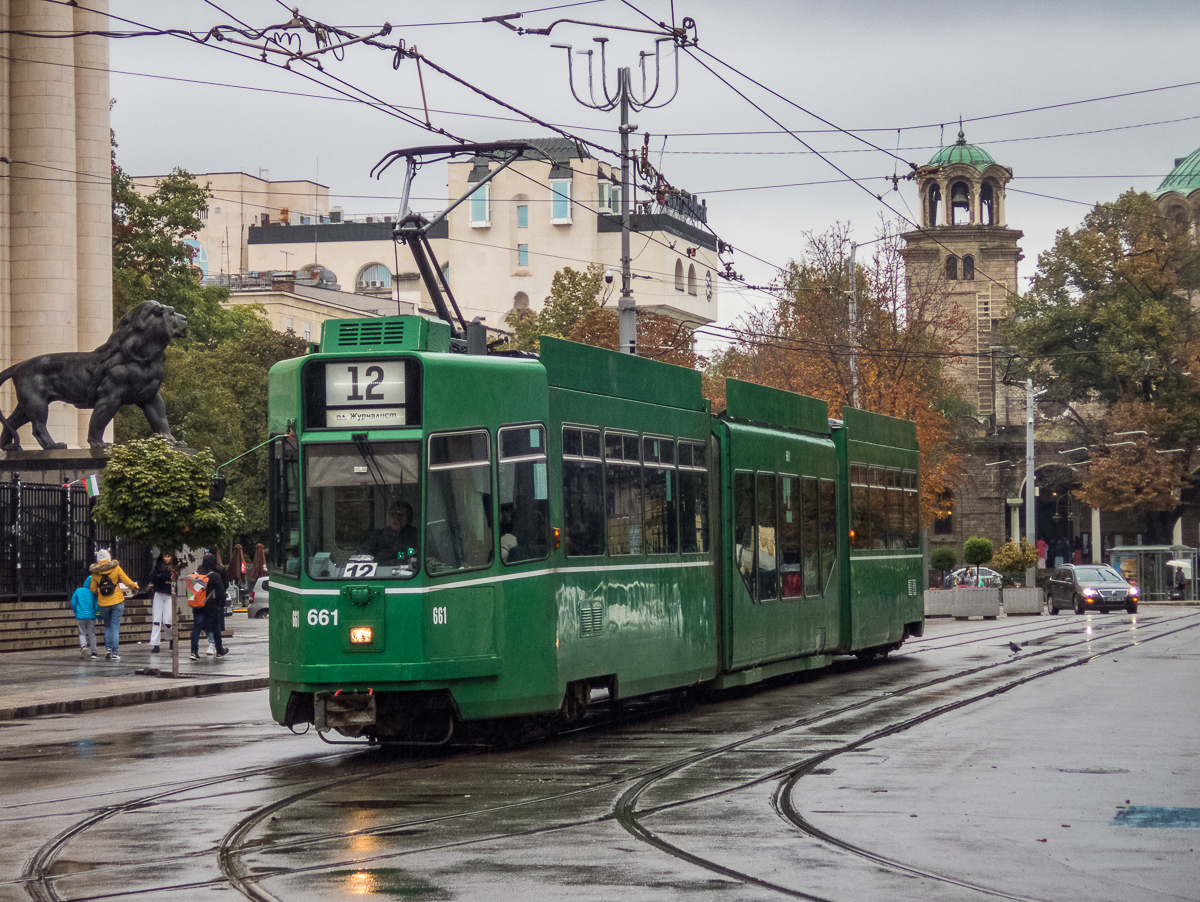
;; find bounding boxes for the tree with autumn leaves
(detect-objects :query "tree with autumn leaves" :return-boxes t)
[707,224,969,528]
[503,262,695,366]
[1002,191,1200,542]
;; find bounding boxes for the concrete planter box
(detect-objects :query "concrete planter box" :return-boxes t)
[1003,587,1043,615]
[951,586,1001,618]
[924,589,954,616]
[925,587,1001,618]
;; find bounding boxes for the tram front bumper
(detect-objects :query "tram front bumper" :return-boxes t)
[315,690,376,737]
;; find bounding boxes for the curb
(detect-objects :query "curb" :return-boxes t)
[0,676,269,721]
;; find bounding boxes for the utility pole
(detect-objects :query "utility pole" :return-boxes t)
[848,242,859,407]
[552,36,681,355]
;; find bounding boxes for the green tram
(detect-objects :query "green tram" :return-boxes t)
[266,315,923,742]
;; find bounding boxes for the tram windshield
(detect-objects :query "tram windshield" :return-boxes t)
[303,441,420,580]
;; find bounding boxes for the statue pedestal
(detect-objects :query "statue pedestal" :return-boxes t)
[0,447,110,485]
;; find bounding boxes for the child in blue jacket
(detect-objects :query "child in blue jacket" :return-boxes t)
[70,573,99,659]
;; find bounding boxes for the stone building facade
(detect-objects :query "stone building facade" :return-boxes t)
[0,0,112,448]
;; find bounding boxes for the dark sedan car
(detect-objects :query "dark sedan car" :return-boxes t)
[1046,564,1139,615]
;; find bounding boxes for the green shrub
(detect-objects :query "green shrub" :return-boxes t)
[992,538,1040,587]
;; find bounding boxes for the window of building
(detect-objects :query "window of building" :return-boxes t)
[517,244,529,267]
[981,183,996,225]
[598,182,612,213]
[498,424,549,564]
[687,263,697,296]
[926,184,941,226]
[550,179,572,223]
[512,291,529,310]
[302,322,311,342]
[199,207,209,221]
[285,317,294,332]
[356,263,393,290]
[469,183,490,227]
[934,489,954,536]
[945,255,958,281]
[517,204,529,228]
[675,259,685,292]
[562,426,604,556]
[962,255,975,280]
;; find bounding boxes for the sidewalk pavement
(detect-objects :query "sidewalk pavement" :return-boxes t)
[0,615,270,721]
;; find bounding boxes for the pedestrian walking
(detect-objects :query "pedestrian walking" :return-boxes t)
[148,552,176,653]
[69,571,99,659]
[90,548,138,662]
[190,553,229,661]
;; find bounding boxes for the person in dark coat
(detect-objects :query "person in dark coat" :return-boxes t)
[147,552,176,653]
[190,553,229,660]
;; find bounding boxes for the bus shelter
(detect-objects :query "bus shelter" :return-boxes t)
[1108,545,1196,602]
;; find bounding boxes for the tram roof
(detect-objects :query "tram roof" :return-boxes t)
[539,336,707,411]
[722,379,830,434]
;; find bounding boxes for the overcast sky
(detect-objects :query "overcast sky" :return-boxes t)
[110,0,1200,342]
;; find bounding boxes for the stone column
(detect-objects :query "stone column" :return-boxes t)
[0,4,11,399]
[9,0,80,447]
[1091,507,1101,563]
[75,0,112,444]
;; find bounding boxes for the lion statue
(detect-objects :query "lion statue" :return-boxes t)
[0,300,188,451]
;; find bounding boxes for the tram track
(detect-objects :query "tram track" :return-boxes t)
[613,611,1200,901]
[19,610,1196,901]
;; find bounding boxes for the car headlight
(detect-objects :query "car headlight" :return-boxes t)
[1083,588,1096,597]
[1129,587,1139,597]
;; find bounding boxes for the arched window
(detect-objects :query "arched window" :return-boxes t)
[962,255,975,280]
[300,264,338,287]
[949,181,971,225]
[674,259,684,292]
[512,291,529,310]
[926,184,942,226]
[934,490,954,536]
[980,182,996,225]
[687,263,697,296]
[355,263,392,291]
[945,255,958,281]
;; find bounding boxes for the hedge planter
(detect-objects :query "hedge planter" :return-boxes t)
[1002,587,1043,615]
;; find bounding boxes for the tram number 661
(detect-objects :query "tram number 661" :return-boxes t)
[307,608,339,626]
[431,606,448,625]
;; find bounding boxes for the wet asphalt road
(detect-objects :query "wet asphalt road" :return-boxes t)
[1,608,1197,902]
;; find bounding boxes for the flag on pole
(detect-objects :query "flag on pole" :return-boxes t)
[84,474,100,497]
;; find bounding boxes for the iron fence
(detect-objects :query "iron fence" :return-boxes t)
[0,479,152,604]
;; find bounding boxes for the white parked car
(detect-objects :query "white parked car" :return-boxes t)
[247,576,269,619]
[949,566,1002,588]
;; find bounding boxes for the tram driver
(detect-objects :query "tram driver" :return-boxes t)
[359,500,419,563]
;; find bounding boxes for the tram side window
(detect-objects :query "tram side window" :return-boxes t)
[802,477,821,596]
[887,470,904,550]
[562,426,604,556]
[757,473,778,601]
[850,465,870,550]
[643,436,678,555]
[605,431,643,555]
[778,475,802,598]
[678,441,710,553]
[499,425,550,564]
[904,469,920,549]
[269,433,300,575]
[734,471,756,598]
[869,468,888,550]
[819,479,837,587]
[303,441,420,580]
[426,431,494,575]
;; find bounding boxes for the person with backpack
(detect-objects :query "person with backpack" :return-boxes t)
[90,548,138,662]
[69,570,99,659]
[189,553,229,661]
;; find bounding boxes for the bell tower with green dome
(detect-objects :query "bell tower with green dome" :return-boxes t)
[900,130,1023,419]
[1154,146,1200,234]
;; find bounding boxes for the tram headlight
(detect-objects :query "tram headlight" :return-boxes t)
[350,626,373,645]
